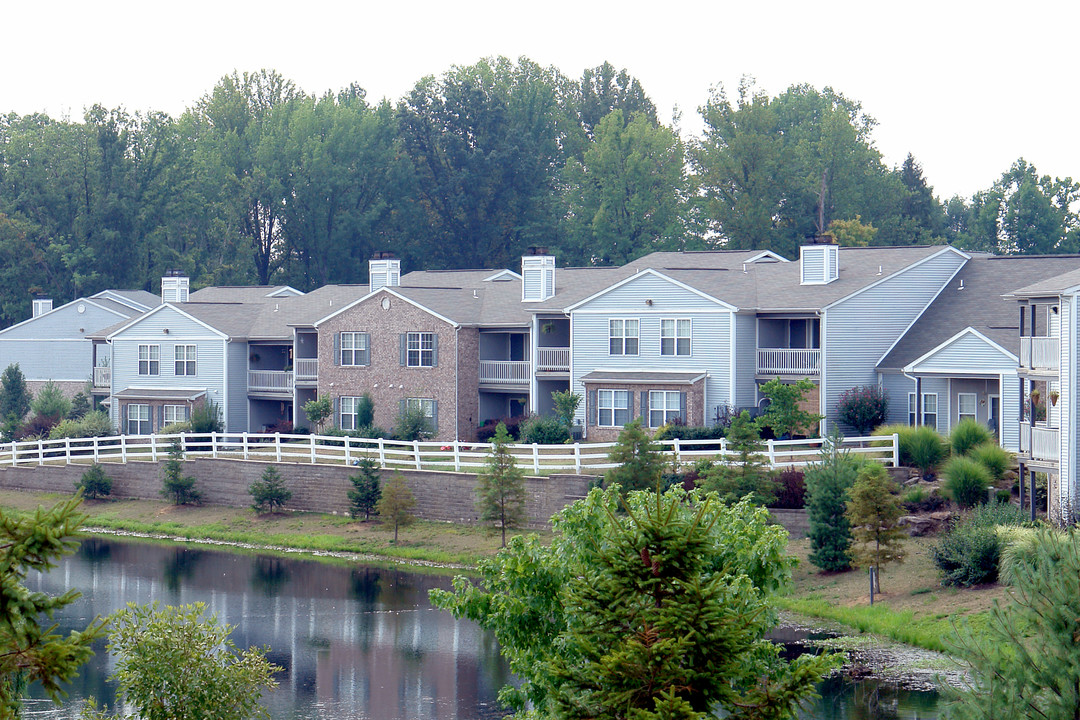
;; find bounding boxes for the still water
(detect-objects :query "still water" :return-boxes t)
[26,537,941,719]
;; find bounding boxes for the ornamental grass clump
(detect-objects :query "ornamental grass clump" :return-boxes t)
[968,442,1012,482]
[949,418,994,456]
[907,426,948,479]
[943,456,992,509]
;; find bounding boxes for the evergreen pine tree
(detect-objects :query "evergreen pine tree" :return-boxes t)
[605,418,665,494]
[476,422,527,547]
[0,363,30,440]
[805,430,859,572]
[248,465,292,514]
[161,439,201,505]
[700,410,775,505]
[347,457,381,520]
[846,462,906,592]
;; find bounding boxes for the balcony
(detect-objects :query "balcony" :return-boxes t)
[93,366,110,390]
[1020,422,1058,464]
[1020,337,1059,371]
[757,348,821,376]
[249,370,294,394]
[479,360,530,385]
[294,358,318,383]
[536,347,570,373]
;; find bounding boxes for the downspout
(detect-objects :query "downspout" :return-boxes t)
[817,310,826,436]
[903,371,920,426]
[455,326,460,442]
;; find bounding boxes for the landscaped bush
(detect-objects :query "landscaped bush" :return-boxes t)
[968,442,1012,481]
[477,416,525,442]
[871,424,917,466]
[949,418,994,456]
[190,399,223,433]
[997,526,1043,586]
[653,423,726,444]
[836,385,889,435]
[769,468,806,509]
[943,456,992,509]
[907,426,948,479]
[76,463,112,500]
[160,421,192,435]
[519,415,571,444]
[901,486,946,513]
[930,502,1026,587]
[48,410,115,439]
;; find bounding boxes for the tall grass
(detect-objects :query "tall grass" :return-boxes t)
[775,597,958,652]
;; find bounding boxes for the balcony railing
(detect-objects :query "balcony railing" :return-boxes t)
[93,366,110,389]
[1020,337,1060,370]
[536,346,570,372]
[757,348,821,375]
[248,370,293,393]
[1020,422,1059,463]
[479,360,530,384]
[294,358,318,382]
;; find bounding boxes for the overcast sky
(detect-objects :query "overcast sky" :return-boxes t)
[5,0,1077,201]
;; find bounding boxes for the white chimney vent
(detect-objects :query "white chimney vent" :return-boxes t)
[32,296,53,318]
[799,241,839,285]
[161,270,189,303]
[522,247,555,302]
[369,252,400,291]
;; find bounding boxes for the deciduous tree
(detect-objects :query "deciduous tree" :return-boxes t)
[846,463,906,593]
[376,474,416,543]
[476,423,527,547]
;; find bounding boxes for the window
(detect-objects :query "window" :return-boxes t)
[908,392,938,428]
[174,345,196,376]
[598,389,630,427]
[138,344,159,376]
[164,405,188,425]
[340,332,370,366]
[957,393,977,423]
[339,396,360,430]
[126,404,151,435]
[609,319,639,355]
[649,391,684,428]
[661,319,691,356]
[405,398,436,432]
[406,332,435,367]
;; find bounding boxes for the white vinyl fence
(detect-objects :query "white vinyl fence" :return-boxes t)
[0,432,899,475]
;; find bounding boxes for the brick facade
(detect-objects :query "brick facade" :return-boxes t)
[318,292,481,441]
[583,380,706,443]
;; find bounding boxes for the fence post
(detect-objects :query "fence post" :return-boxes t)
[532,443,540,474]
[673,438,682,469]
[37,439,43,465]
[243,433,249,461]
[453,441,461,472]
[121,435,128,463]
[414,440,422,470]
[767,439,776,467]
[720,437,728,463]
[310,435,317,464]
[211,431,219,459]
[64,438,71,464]
[93,436,100,463]
[378,438,386,467]
[151,435,157,463]
[892,432,899,466]
[574,443,581,474]
[275,433,282,462]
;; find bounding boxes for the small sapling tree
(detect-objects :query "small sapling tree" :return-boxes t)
[805,430,859,572]
[161,439,201,505]
[303,394,332,433]
[348,457,382,521]
[476,422,527,547]
[604,418,665,494]
[700,410,776,505]
[846,462,906,593]
[376,474,416,543]
[249,465,292,514]
[551,389,582,431]
[757,377,822,439]
[76,463,112,500]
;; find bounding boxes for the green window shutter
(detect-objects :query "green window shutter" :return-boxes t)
[431,335,439,367]
[431,401,438,435]
[399,335,407,366]
[588,389,597,426]
[333,333,340,366]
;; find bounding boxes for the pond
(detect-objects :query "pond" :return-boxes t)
[24,537,942,719]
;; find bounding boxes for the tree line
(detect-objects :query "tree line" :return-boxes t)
[0,58,1077,327]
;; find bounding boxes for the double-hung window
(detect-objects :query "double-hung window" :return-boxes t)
[598,390,630,427]
[405,398,436,433]
[609,319,639,355]
[660,319,691,356]
[138,345,159,376]
[649,390,683,428]
[909,393,938,428]
[174,345,196,376]
[957,393,977,423]
[407,332,435,367]
[340,396,360,430]
[340,332,370,366]
[164,405,188,425]
[127,404,151,434]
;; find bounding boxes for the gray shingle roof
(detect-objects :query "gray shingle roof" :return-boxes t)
[878,254,1080,370]
[187,285,301,303]
[1005,262,1080,298]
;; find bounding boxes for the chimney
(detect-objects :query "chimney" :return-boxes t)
[521,247,556,302]
[799,235,839,285]
[161,270,189,303]
[369,251,400,292]
[32,295,53,318]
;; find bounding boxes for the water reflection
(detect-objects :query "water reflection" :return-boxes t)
[30,538,513,719]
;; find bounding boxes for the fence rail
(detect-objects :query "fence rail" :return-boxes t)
[756,348,821,375]
[0,431,898,475]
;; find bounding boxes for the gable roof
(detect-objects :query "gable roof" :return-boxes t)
[878,254,1080,370]
[187,285,304,303]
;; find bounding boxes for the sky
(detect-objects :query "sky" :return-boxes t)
[4,0,1078,201]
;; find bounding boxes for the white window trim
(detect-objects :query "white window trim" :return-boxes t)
[127,403,151,434]
[138,344,160,376]
[660,318,692,356]
[608,319,639,356]
[174,344,196,376]
[597,389,630,428]
[164,404,188,424]
[957,392,978,423]
[908,392,939,427]
[340,332,369,367]
[340,396,360,430]
[407,332,434,367]
[648,390,682,428]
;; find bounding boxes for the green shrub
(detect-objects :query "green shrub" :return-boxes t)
[160,421,193,435]
[76,463,112,500]
[652,423,726,442]
[249,465,292,514]
[907,426,948,478]
[48,410,116,440]
[190,399,223,433]
[943,456,992,509]
[949,418,994,456]
[31,380,72,420]
[997,526,1043,586]
[836,385,889,435]
[355,393,375,428]
[930,502,1025,586]
[394,404,433,441]
[871,424,917,466]
[901,486,946,513]
[968,442,1012,481]
[520,415,571,444]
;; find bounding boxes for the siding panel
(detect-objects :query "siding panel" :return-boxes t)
[574,274,729,313]
[910,332,1015,374]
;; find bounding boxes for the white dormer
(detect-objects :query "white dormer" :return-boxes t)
[369,252,401,291]
[522,247,555,302]
[161,271,189,303]
[31,296,53,317]
[800,241,839,285]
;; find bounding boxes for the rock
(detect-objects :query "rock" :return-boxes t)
[930,511,954,523]
[898,515,935,536]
